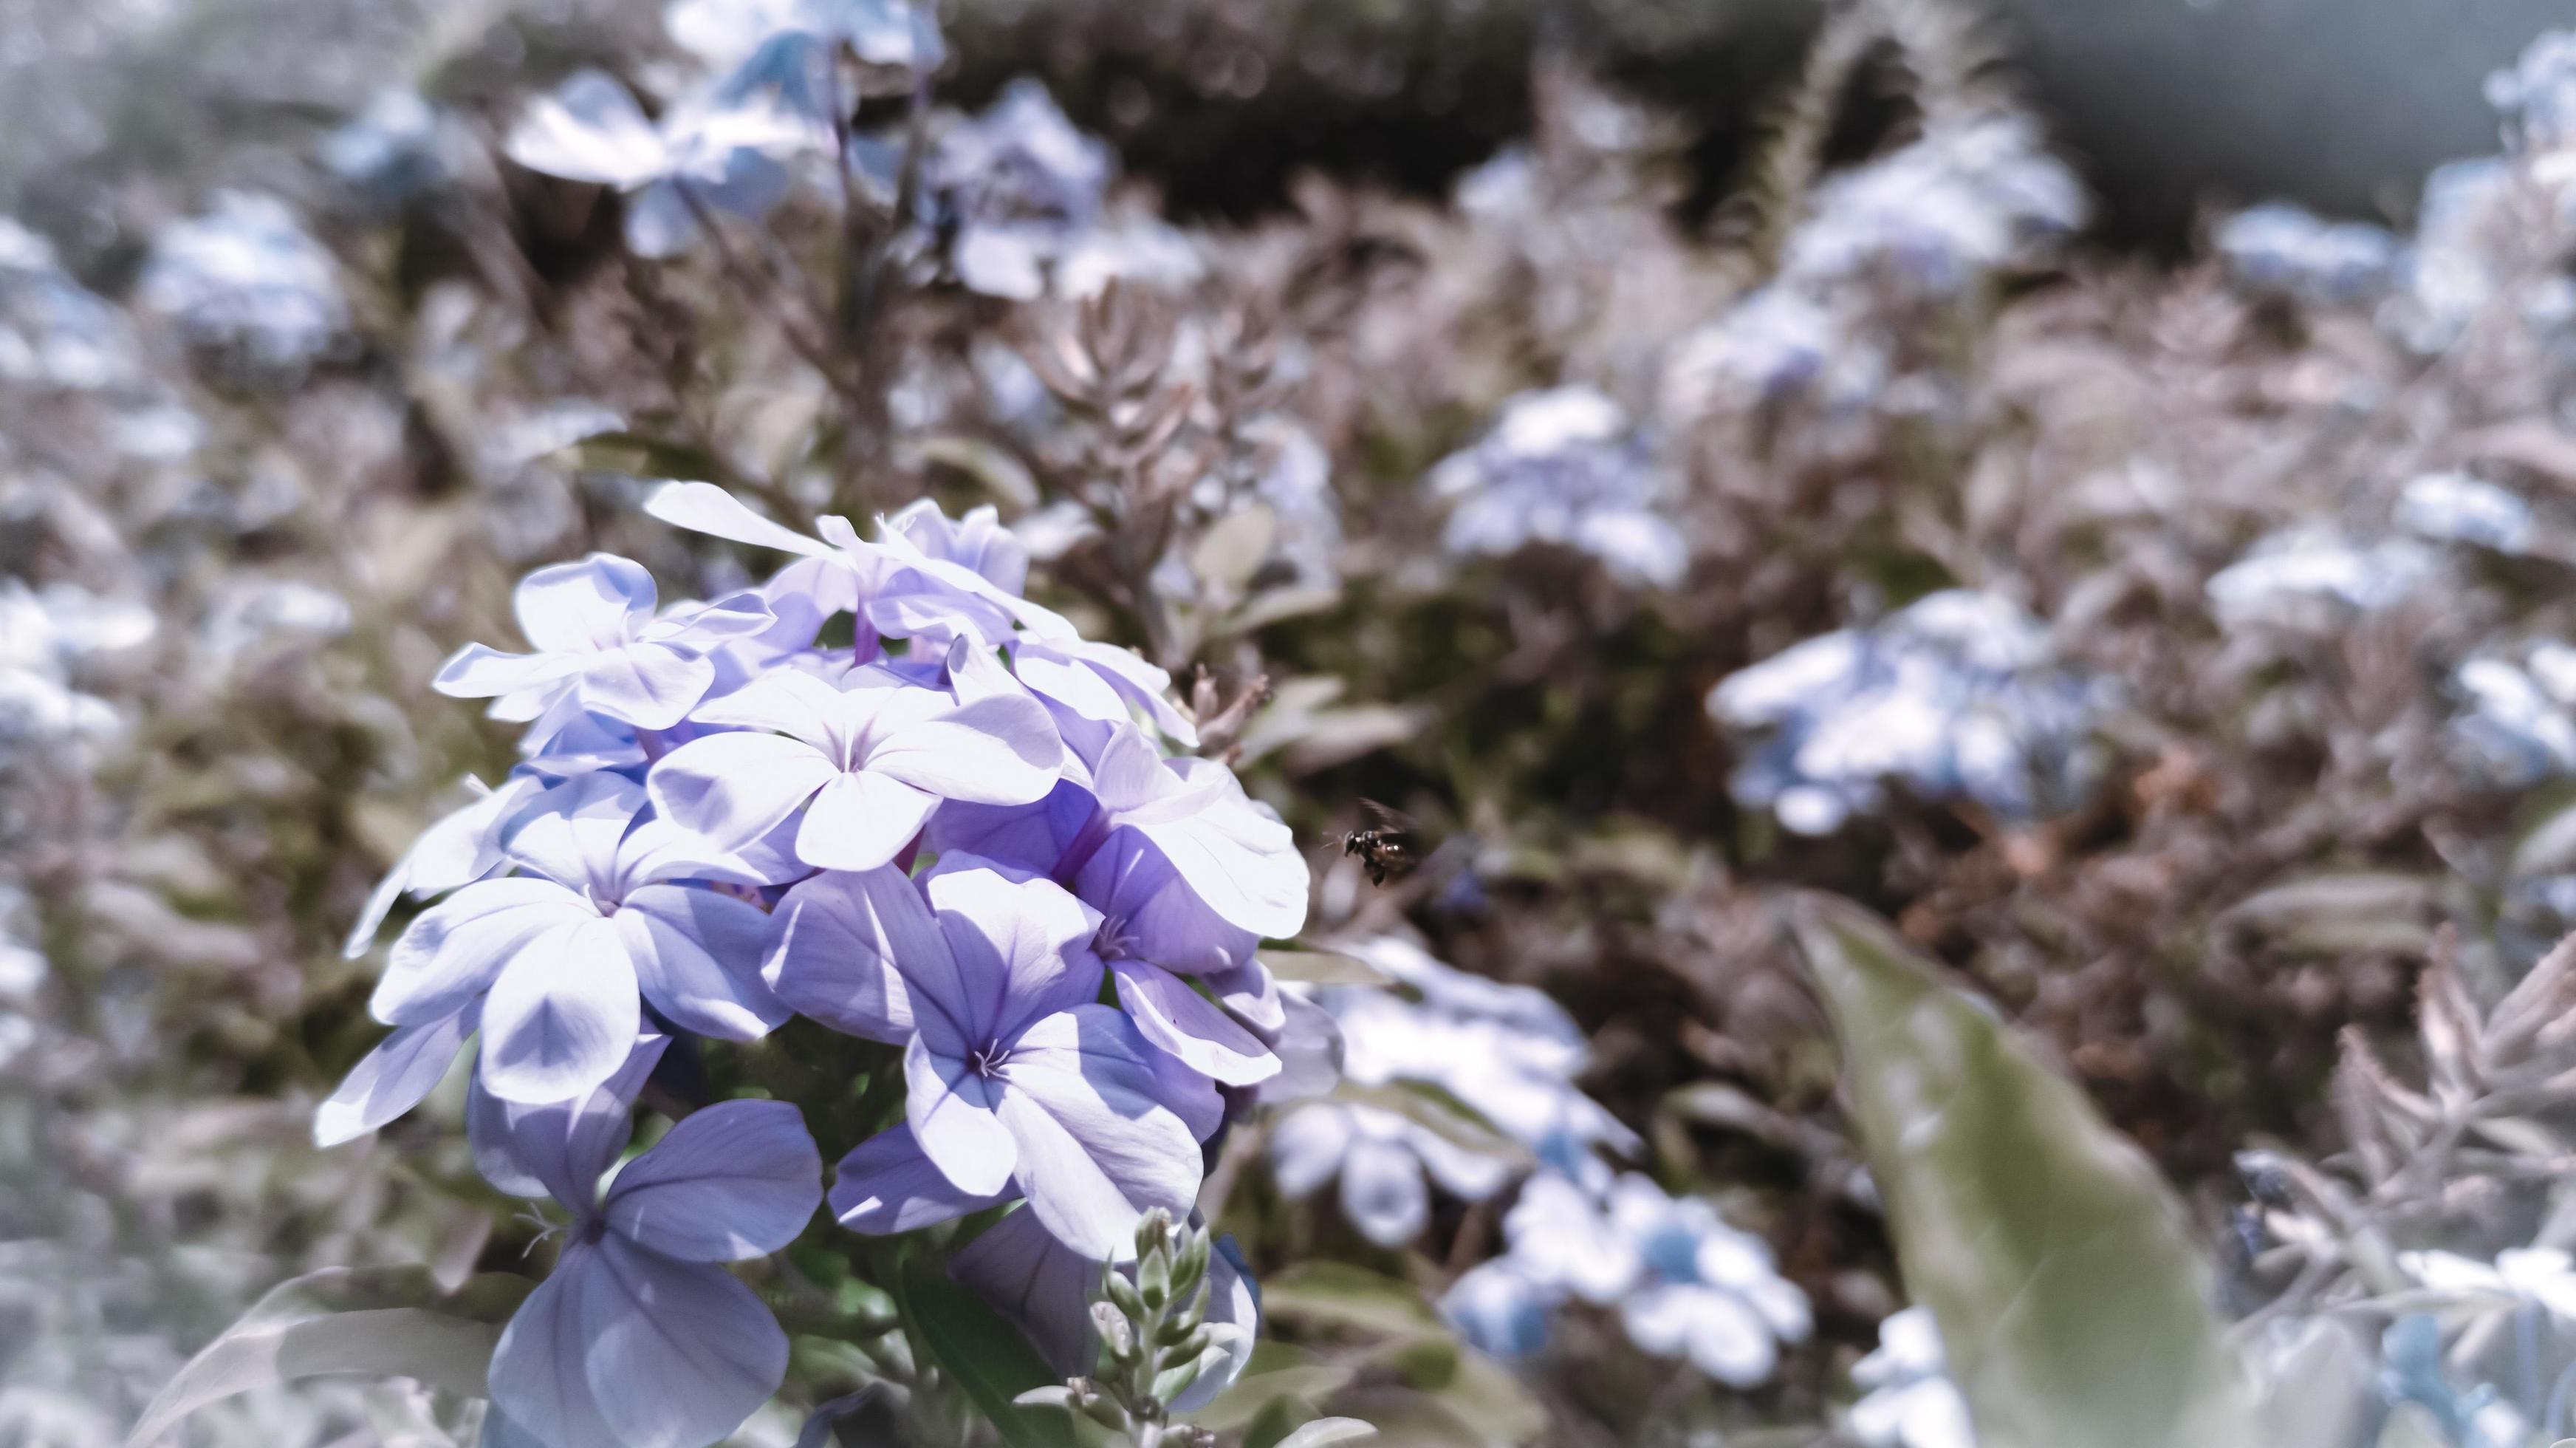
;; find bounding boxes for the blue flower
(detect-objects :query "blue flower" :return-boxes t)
[476,1037,823,1448]
[922,80,1116,300]
[1429,386,1687,588]
[137,192,349,373]
[2215,203,2403,308]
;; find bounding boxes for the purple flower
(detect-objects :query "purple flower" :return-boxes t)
[367,773,794,1106]
[476,1037,823,1448]
[776,857,1219,1258]
[642,482,1077,649]
[647,664,1062,872]
[341,771,545,960]
[434,554,773,737]
[930,723,1306,941]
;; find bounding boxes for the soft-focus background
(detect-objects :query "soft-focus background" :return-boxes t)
[16,0,2576,1444]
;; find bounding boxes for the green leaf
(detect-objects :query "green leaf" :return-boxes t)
[1792,895,2261,1448]
[899,1257,1078,1448]
[1188,1341,1356,1433]
[1257,1263,1446,1340]
[127,1266,533,1447]
[1272,1419,1377,1448]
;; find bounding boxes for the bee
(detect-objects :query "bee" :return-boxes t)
[1339,799,1422,887]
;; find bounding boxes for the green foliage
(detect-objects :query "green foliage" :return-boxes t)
[1792,895,2261,1448]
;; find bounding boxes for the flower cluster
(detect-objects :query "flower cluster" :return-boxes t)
[327,483,1313,1444]
[1709,590,2115,836]
[1427,386,1688,589]
[1446,1169,1812,1387]
[1847,1308,1975,1448]
[135,191,349,375]
[2212,202,2402,309]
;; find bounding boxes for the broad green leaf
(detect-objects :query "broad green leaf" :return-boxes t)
[899,1257,1078,1448]
[912,435,1041,509]
[1792,895,2260,1448]
[1189,1341,1356,1433]
[1258,1263,1446,1340]
[127,1266,532,1447]
[2215,872,2438,958]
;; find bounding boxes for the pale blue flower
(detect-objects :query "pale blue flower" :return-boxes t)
[922,80,1114,301]
[476,1037,823,1448]
[1850,1308,1976,1448]
[321,90,453,209]
[775,857,1219,1258]
[2215,203,2403,308]
[1783,115,2084,298]
[1498,1170,1810,1387]
[1443,1258,1558,1360]
[137,192,349,372]
[504,46,835,259]
[0,218,140,392]
[1429,386,1687,589]
[435,553,774,738]
[1268,1101,1514,1246]
[2397,472,2535,554]
[1711,590,2114,834]
[665,0,945,74]
[366,773,795,1107]
[2205,526,2442,628]
[647,662,1061,871]
[2487,30,2576,153]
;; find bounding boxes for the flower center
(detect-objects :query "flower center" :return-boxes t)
[1093,912,1141,963]
[968,1041,1014,1077]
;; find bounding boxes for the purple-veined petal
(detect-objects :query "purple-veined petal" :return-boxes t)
[922,861,1102,1045]
[645,731,838,853]
[682,666,848,748]
[373,877,591,1025]
[922,780,1098,875]
[1338,1133,1430,1246]
[580,641,716,731]
[614,811,806,891]
[1109,958,1279,1085]
[643,590,776,648]
[866,692,1063,805]
[904,1035,1016,1197]
[643,480,836,557]
[515,554,656,654]
[1121,761,1307,939]
[501,774,646,896]
[470,1033,670,1206]
[830,1123,1015,1234]
[578,1234,792,1448]
[488,1242,625,1448]
[1266,1103,1352,1198]
[760,867,931,1045]
[617,884,789,1041]
[1077,828,1258,975]
[950,1207,1100,1375]
[795,768,936,871]
[312,1010,472,1147]
[1205,958,1285,1035]
[989,1006,1206,1260]
[479,916,643,1104]
[433,643,581,700]
[603,1099,822,1260]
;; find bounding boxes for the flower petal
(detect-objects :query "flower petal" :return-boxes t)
[1077,829,1258,974]
[1337,1133,1430,1246]
[488,1243,624,1448]
[1123,760,1308,938]
[643,480,836,558]
[866,692,1063,805]
[433,642,581,701]
[991,1006,1206,1260]
[618,884,789,1041]
[645,730,837,854]
[1266,1104,1352,1200]
[683,667,849,748]
[922,861,1103,1045]
[312,1011,472,1147]
[830,1123,1015,1234]
[603,1099,822,1260]
[579,1234,792,1448]
[904,1034,1017,1197]
[503,71,668,189]
[795,768,936,872]
[480,916,643,1104]
[373,877,590,1026]
[1109,958,1278,1085]
[580,641,716,731]
[761,867,934,1045]
[950,1207,1101,1375]
[470,1034,670,1206]
[515,554,657,654]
